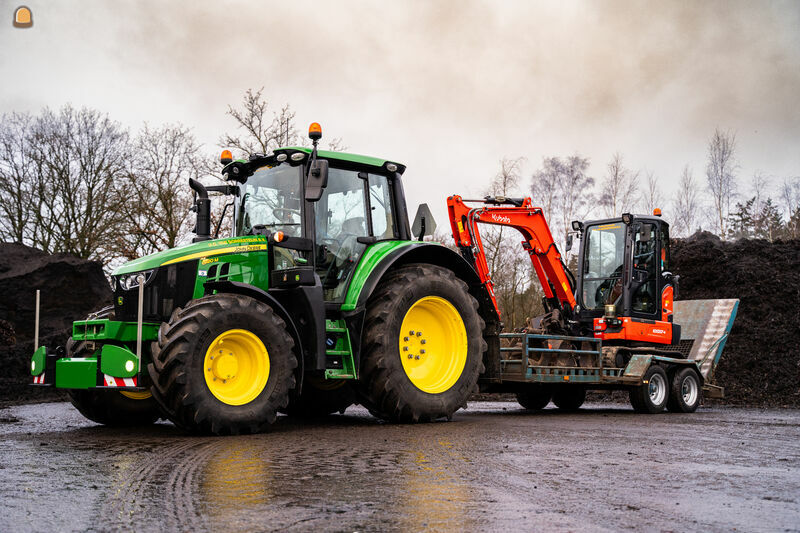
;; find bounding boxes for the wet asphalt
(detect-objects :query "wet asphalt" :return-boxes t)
[1,401,798,532]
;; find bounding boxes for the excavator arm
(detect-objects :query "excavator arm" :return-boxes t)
[447,195,577,319]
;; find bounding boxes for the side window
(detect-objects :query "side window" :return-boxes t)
[368,174,395,239]
[315,169,369,301]
[632,223,657,314]
[660,225,670,272]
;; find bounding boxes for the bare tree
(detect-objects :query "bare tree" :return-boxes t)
[27,106,129,262]
[600,152,639,217]
[639,170,664,215]
[113,124,202,261]
[0,112,36,243]
[220,88,344,157]
[556,155,594,259]
[531,157,562,223]
[672,165,702,237]
[705,128,738,238]
[779,177,800,239]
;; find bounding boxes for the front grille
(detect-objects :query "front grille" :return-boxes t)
[114,260,198,323]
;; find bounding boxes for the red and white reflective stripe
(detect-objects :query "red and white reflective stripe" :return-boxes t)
[103,374,137,387]
[32,373,46,384]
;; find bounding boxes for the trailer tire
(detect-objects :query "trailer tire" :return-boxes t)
[149,293,297,435]
[552,385,586,411]
[629,365,668,413]
[666,367,702,413]
[516,384,553,410]
[357,264,485,423]
[283,376,356,417]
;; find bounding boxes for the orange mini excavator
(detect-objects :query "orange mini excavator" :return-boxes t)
[447,195,680,350]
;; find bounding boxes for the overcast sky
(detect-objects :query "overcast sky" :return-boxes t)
[2,0,799,226]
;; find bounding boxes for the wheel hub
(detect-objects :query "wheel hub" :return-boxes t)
[398,296,468,394]
[203,329,270,406]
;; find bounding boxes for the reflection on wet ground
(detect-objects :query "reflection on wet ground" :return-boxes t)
[2,402,799,531]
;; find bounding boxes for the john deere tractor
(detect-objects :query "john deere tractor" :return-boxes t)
[31,124,494,434]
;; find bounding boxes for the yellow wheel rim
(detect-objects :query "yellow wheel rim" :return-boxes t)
[203,329,270,406]
[399,296,468,394]
[120,390,152,400]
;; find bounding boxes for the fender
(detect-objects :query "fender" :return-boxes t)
[203,280,306,395]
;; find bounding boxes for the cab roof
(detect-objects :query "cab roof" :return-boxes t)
[276,146,406,175]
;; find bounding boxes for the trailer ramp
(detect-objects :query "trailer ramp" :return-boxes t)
[673,299,739,381]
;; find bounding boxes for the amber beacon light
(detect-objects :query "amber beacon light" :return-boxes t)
[13,6,33,28]
[308,122,322,140]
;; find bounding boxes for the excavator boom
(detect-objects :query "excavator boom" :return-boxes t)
[447,195,577,319]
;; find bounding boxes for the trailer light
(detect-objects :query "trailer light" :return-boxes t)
[220,150,233,165]
[386,163,398,172]
[273,231,285,242]
[125,360,135,372]
[290,153,305,161]
[308,122,322,140]
[276,153,288,162]
[563,375,570,381]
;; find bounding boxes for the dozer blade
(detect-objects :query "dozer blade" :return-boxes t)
[673,299,739,380]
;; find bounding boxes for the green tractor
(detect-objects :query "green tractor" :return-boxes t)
[31,124,494,434]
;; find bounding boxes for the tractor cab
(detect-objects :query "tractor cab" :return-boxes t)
[573,213,679,345]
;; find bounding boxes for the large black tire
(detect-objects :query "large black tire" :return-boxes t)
[283,376,356,417]
[516,384,553,410]
[357,264,485,423]
[629,365,669,413]
[666,367,702,413]
[65,307,161,426]
[552,385,586,411]
[149,293,297,435]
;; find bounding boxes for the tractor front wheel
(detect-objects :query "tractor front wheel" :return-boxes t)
[357,264,485,423]
[149,293,297,435]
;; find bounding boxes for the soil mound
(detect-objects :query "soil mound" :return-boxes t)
[672,234,800,407]
[0,243,111,404]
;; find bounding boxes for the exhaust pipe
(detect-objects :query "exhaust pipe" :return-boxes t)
[34,289,40,351]
[189,178,211,242]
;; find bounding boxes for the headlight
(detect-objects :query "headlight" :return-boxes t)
[117,269,155,291]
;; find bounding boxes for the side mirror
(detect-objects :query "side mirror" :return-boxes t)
[565,233,574,252]
[305,159,329,202]
[411,203,437,240]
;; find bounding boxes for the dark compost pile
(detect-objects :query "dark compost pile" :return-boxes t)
[672,232,800,407]
[0,243,111,405]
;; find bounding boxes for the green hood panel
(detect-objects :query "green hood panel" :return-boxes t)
[113,236,269,275]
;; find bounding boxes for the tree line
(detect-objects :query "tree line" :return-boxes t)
[1,91,798,326]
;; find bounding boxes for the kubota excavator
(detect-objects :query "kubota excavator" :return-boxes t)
[447,194,737,413]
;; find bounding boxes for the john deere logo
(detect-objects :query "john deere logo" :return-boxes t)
[117,296,124,306]
[13,6,33,28]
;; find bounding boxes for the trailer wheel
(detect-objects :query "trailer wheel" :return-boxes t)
[358,264,485,423]
[516,384,552,410]
[629,365,668,413]
[283,376,356,417]
[552,385,586,411]
[667,367,702,413]
[149,293,297,435]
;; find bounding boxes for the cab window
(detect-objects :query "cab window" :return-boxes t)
[582,223,626,310]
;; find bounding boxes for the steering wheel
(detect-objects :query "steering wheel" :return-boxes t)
[273,207,300,218]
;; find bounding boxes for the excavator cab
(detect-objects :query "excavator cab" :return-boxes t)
[574,214,679,345]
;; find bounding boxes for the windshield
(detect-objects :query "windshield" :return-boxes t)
[582,222,626,310]
[235,164,303,237]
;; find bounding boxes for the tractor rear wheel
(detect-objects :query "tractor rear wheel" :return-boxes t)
[552,385,586,411]
[65,308,161,426]
[516,384,553,410]
[629,365,669,413]
[149,293,297,435]
[666,367,702,413]
[357,264,485,423]
[283,376,356,417]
